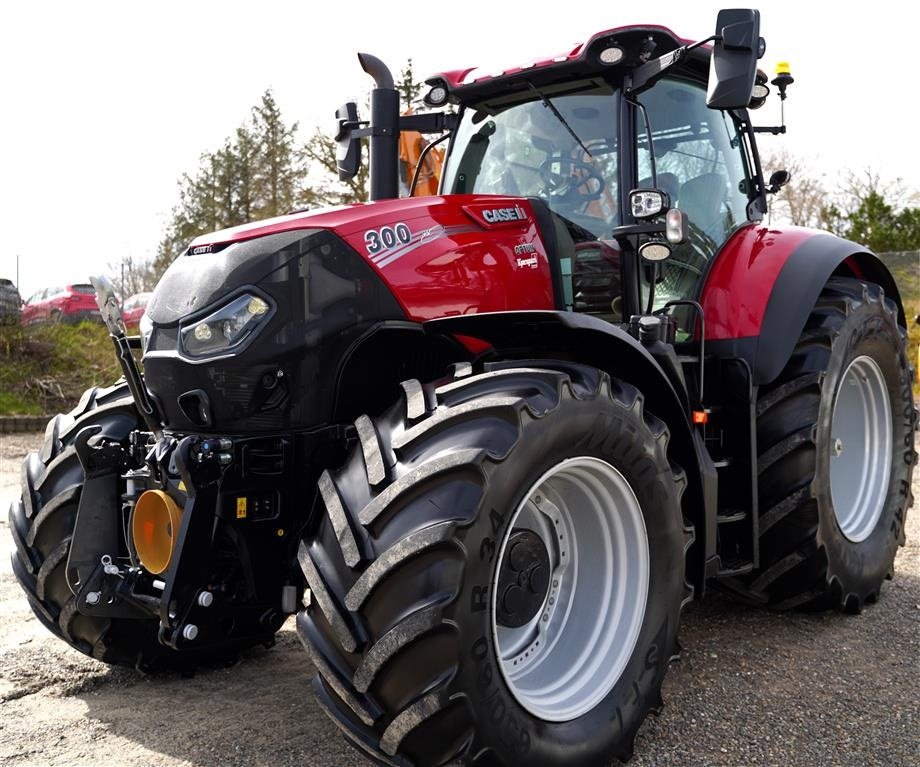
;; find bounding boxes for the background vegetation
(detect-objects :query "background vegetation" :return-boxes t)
[0,323,120,415]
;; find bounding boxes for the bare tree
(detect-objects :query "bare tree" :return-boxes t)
[763,148,829,229]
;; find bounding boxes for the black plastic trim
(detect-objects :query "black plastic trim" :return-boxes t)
[527,198,566,310]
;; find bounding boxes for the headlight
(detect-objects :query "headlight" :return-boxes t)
[179,292,273,358]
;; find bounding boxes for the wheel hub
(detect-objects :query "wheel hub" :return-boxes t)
[829,355,892,543]
[496,530,550,628]
[492,456,650,722]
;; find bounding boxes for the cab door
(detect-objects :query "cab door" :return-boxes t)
[636,77,756,313]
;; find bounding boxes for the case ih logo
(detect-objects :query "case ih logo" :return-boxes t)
[483,205,527,223]
[463,202,531,229]
[190,244,213,255]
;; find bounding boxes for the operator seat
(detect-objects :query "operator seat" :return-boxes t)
[678,172,728,243]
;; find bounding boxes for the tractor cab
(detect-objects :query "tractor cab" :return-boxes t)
[338,11,770,334]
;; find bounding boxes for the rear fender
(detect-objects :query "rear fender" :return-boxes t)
[701,226,905,385]
[425,310,716,596]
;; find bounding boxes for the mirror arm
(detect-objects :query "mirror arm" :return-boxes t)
[399,112,458,134]
[625,36,718,96]
[752,125,786,135]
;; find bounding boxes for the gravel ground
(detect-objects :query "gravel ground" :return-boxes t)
[1,430,917,767]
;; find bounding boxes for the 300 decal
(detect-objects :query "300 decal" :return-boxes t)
[364,223,411,255]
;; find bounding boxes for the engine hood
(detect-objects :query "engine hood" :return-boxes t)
[188,197,458,249]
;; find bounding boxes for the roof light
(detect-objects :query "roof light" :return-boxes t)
[749,69,770,109]
[598,46,625,65]
[424,82,449,107]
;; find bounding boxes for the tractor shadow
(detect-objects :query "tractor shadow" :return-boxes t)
[65,567,920,767]
[71,628,362,766]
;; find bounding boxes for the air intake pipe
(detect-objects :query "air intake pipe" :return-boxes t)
[358,53,400,201]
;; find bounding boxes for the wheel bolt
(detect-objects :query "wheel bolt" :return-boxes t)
[182,624,199,641]
[833,438,844,457]
[197,591,214,607]
[85,591,101,605]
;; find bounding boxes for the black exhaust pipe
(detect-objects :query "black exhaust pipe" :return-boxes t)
[358,53,400,201]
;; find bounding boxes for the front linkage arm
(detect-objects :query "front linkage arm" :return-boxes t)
[90,274,163,440]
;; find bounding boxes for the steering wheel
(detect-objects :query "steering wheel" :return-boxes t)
[539,158,605,202]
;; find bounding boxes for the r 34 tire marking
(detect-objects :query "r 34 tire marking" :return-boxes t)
[364,223,411,255]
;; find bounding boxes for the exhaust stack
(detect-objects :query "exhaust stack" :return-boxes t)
[358,53,400,201]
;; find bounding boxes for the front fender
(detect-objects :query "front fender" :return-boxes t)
[424,310,716,597]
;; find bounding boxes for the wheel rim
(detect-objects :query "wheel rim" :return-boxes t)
[491,456,649,722]
[829,355,892,542]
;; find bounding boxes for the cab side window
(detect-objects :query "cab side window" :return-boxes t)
[637,77,753,309]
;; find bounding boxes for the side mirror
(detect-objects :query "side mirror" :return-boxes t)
[335,101,362,181]
[707,9,763,110]
[767,169,791,194]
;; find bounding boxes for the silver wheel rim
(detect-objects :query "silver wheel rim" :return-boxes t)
[491,456,649,722]
[829,355,892,542]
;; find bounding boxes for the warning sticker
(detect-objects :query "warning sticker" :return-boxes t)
[236,497,248,519]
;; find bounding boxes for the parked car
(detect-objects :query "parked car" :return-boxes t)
[0,278,22,325]
[21,283,101,324]
[121,291,152,330]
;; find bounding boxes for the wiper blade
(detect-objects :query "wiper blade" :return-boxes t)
[526,82,592,158]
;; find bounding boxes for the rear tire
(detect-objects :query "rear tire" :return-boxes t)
[297,362,691,765]
[745,277,916,611]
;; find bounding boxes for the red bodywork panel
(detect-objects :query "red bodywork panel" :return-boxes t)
[191,196,555,321]
[700,224,819,340]
[193,200,836,345]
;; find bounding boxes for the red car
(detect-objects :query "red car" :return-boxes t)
[21,283,101,324]
[121,291,152,330]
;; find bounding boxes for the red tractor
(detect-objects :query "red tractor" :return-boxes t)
[10,9,916,766]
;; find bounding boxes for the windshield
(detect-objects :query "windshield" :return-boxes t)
[441,86,620,238]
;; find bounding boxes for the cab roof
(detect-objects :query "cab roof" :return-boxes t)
[426,25,709,106]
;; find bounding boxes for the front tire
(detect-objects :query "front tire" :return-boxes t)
[9,383,173,667]
[297,362,691,765]
[745,277,916,611]
[9,383,278,670]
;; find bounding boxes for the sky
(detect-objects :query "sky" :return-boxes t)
[1,0,917,299]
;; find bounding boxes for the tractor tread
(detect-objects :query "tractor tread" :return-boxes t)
[296,615,375,725]
[400,379,427,421]
[353,604,443,693]
[380,692,446,757]
[345,521,457,611]
[391,395,523,451]
[357,449,484,527]
[319,470,361,568]
[297,542,358,653]
[26,485,81,547]
[36,538,70,602]
[356,415,387,486]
